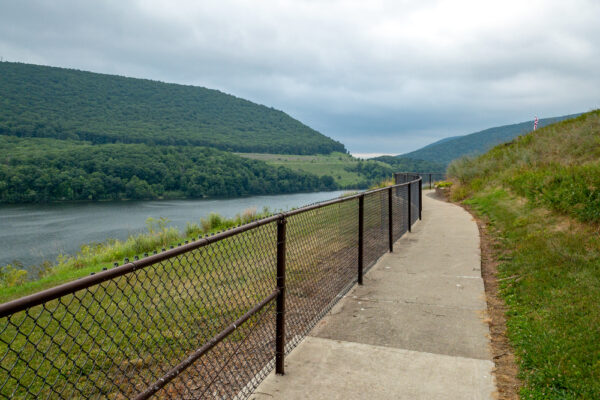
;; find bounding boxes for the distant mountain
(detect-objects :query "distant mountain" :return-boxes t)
[422,135,461,147]
[397,113,582,166]
[0,62,345,155]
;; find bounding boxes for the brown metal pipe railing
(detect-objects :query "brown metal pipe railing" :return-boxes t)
[393,172,445,190]
[358,194,364,285]
[0,176,421,318]
[388,187,393,252]
[275,216,287,375]
[0,173,423,398]
[407,182,412,233]
[419,179,423,220]
[134,289,280,400]
[0,214,281,318]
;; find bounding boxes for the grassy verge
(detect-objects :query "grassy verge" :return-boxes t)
[447,110,600,398]
[462,188,599,398]
[236,152,392,188]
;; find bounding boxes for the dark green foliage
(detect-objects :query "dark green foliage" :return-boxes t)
[372,156,445,173]
[344,161,393,183]
[0,62,346,155]
[0,136,337,203]
[399,113,581,167]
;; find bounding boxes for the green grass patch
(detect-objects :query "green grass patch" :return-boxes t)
[447,110,600,398]
[236,152,393,188]
[464,188,600,398]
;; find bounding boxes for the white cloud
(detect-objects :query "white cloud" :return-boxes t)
[0,0,598,153]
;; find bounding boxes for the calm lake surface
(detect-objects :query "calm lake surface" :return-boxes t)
[0,190,349,271]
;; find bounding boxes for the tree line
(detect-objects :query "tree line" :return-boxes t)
[0,137,337,203]
[0,62,346,155]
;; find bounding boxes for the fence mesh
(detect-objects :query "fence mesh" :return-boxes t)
[422,173,446,189]
[411,182,420,226]
[392,185,409,243]
[1,223,278,399]
[363,190,389,272]
[285,199,359,351]
[394,172,445,189]
[1,175,421,399]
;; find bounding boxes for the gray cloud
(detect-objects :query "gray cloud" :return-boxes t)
[1,0,598,154]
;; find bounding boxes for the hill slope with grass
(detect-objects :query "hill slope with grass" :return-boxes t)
[399,113,581,167]
[447,110,600,399]
[0,62,345,154]
[237,152,400,189]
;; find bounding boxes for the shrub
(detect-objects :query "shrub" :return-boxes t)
[185,222,202,237]
[369,179,394,189]
[435,181,453,188]
[0,264,28,288]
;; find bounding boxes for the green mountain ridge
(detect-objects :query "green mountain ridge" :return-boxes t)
[0,62,345,154]
[398,113,582,166]
[0,61,354,203]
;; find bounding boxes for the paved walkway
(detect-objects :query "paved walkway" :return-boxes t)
[251,191,496,399]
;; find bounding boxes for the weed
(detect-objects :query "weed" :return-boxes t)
[0,264,28,288]
[0,208,273,302]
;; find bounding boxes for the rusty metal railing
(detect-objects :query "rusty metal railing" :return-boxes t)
[395,171,446,190]
[0,174,422,399]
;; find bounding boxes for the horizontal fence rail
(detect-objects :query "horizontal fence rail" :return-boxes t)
[1,174,422,399]
[395,171,446,190]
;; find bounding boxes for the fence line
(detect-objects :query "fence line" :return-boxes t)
[1,174,422,399]
[394,171,445,190]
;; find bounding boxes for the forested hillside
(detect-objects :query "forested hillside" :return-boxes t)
[0,62,345,154]
[399,113,581,166]
[0,136,336,203]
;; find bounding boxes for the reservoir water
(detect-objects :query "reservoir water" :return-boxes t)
[0,190,349,271]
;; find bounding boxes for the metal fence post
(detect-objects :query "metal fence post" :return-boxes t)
[407,182,412,233]
[419,179,422,220]
[358,195,364,285]
[388,187,393,252]
[276,216,287,375]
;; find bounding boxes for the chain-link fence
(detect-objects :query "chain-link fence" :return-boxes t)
[1,174,422,399]
[396,172,446,189]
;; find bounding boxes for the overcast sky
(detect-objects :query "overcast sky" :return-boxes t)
[1,0,598,156]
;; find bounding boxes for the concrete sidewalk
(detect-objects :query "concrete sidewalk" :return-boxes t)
[251,191,495,399]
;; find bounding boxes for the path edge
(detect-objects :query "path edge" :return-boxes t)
[457,201,522,400]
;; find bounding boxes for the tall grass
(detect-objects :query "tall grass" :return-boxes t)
[447,110,600,398]
[0,207,271,302]
[448,110,600,223]
[368,178,395,189]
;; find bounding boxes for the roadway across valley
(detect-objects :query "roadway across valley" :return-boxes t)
[251,190,496,399]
